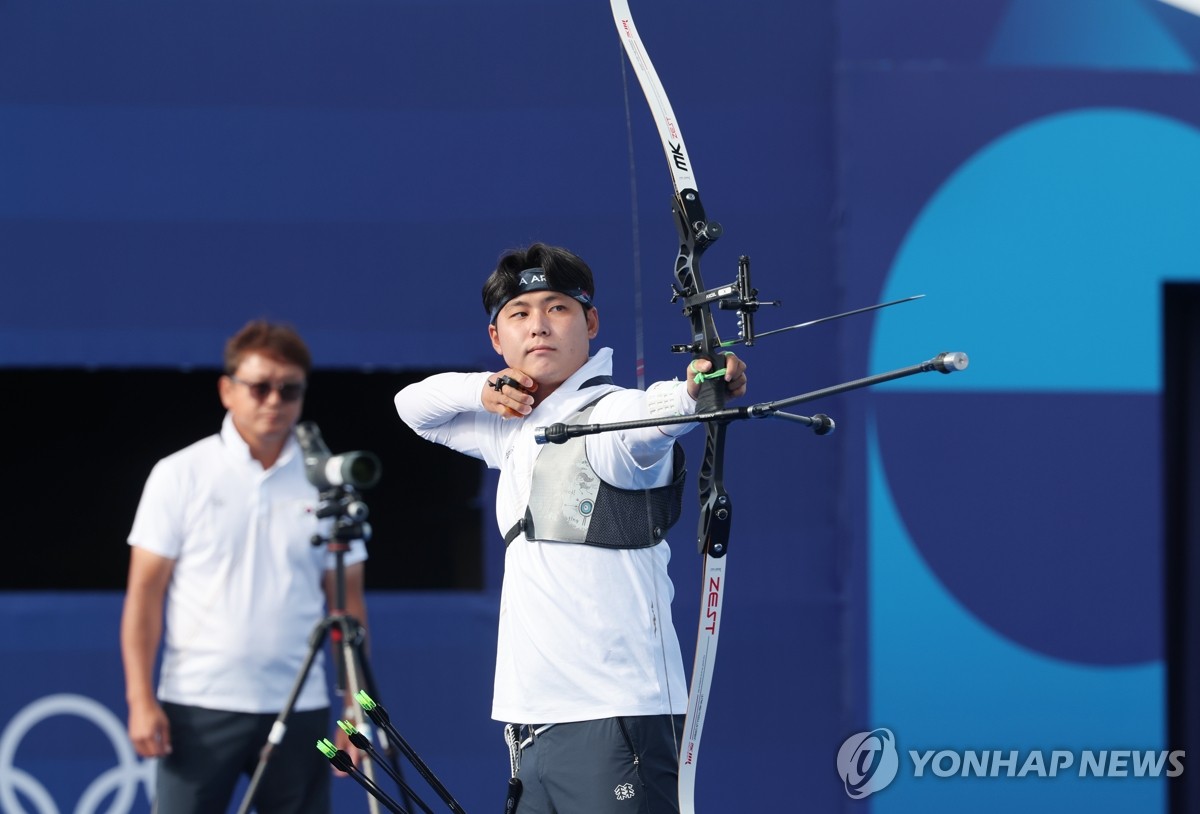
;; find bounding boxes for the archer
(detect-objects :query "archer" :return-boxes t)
[393,242,746,814]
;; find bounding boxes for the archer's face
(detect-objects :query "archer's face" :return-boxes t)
[488,291,599,402]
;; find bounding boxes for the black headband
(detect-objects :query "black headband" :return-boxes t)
[489,268,593,323]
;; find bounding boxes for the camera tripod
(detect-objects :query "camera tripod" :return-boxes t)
[235,484,408,814]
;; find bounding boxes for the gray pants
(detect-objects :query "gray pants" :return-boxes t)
[153,702,331,814]
[513,715,684,814]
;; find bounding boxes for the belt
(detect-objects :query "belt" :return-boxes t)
[516,723,555,749]
[504,723,557,779]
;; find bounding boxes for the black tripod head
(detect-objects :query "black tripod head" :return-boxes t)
[310,484,373,548]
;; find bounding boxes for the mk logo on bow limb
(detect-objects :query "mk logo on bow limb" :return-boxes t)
[670,142,688,172]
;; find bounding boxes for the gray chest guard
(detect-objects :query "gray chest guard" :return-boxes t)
[504,400,686,549]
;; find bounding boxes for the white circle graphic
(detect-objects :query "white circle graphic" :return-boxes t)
[0,693,154,814]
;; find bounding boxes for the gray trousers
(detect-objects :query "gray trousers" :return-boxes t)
[153,702,331,814]
[513,715,684,814]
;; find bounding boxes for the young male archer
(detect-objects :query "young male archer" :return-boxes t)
[394,242,746,813]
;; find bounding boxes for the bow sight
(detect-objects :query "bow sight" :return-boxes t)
[670,254,928,354]
[670,256,780,354]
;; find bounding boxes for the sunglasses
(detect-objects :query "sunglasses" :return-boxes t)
[229,376,307,403]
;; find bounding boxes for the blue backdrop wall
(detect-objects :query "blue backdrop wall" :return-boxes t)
[840,0,1200,811]
[1,0,1192,811]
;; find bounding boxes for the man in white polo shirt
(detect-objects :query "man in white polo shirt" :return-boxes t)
[120,320,368,813]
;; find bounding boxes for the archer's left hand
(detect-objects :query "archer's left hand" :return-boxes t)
[686,352,747,401]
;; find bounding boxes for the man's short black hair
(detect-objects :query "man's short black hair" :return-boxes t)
[482,243,596,323]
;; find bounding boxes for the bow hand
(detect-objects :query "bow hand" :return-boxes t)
[686,352,747,403]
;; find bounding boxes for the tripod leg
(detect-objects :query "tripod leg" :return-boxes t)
[337,615,434,814]
[351,634,418,814]
[333,615,383,814]
[235,618,333,814]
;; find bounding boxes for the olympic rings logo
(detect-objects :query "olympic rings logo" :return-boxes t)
[0,693,154,814]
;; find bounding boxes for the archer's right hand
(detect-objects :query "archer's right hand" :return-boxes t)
[483,369,537,419]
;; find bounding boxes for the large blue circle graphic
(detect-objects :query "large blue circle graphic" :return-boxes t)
[871,108,1200,665]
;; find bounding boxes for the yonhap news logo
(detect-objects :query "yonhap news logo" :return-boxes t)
[837,728,899,799]
[836,729,1185,800]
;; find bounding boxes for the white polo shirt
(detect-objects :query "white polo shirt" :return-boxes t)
[395,349,693,724]
[128,412,367,713]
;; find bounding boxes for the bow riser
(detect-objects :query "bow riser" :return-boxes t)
[668,190,733,559]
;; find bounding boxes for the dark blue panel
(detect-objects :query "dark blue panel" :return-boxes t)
[838,0,1011,63]
[875,391,1162,665]
[0,0,835,371]
[839,0,1200,69]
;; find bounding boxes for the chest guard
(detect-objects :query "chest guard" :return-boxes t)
[505,400,686,549]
